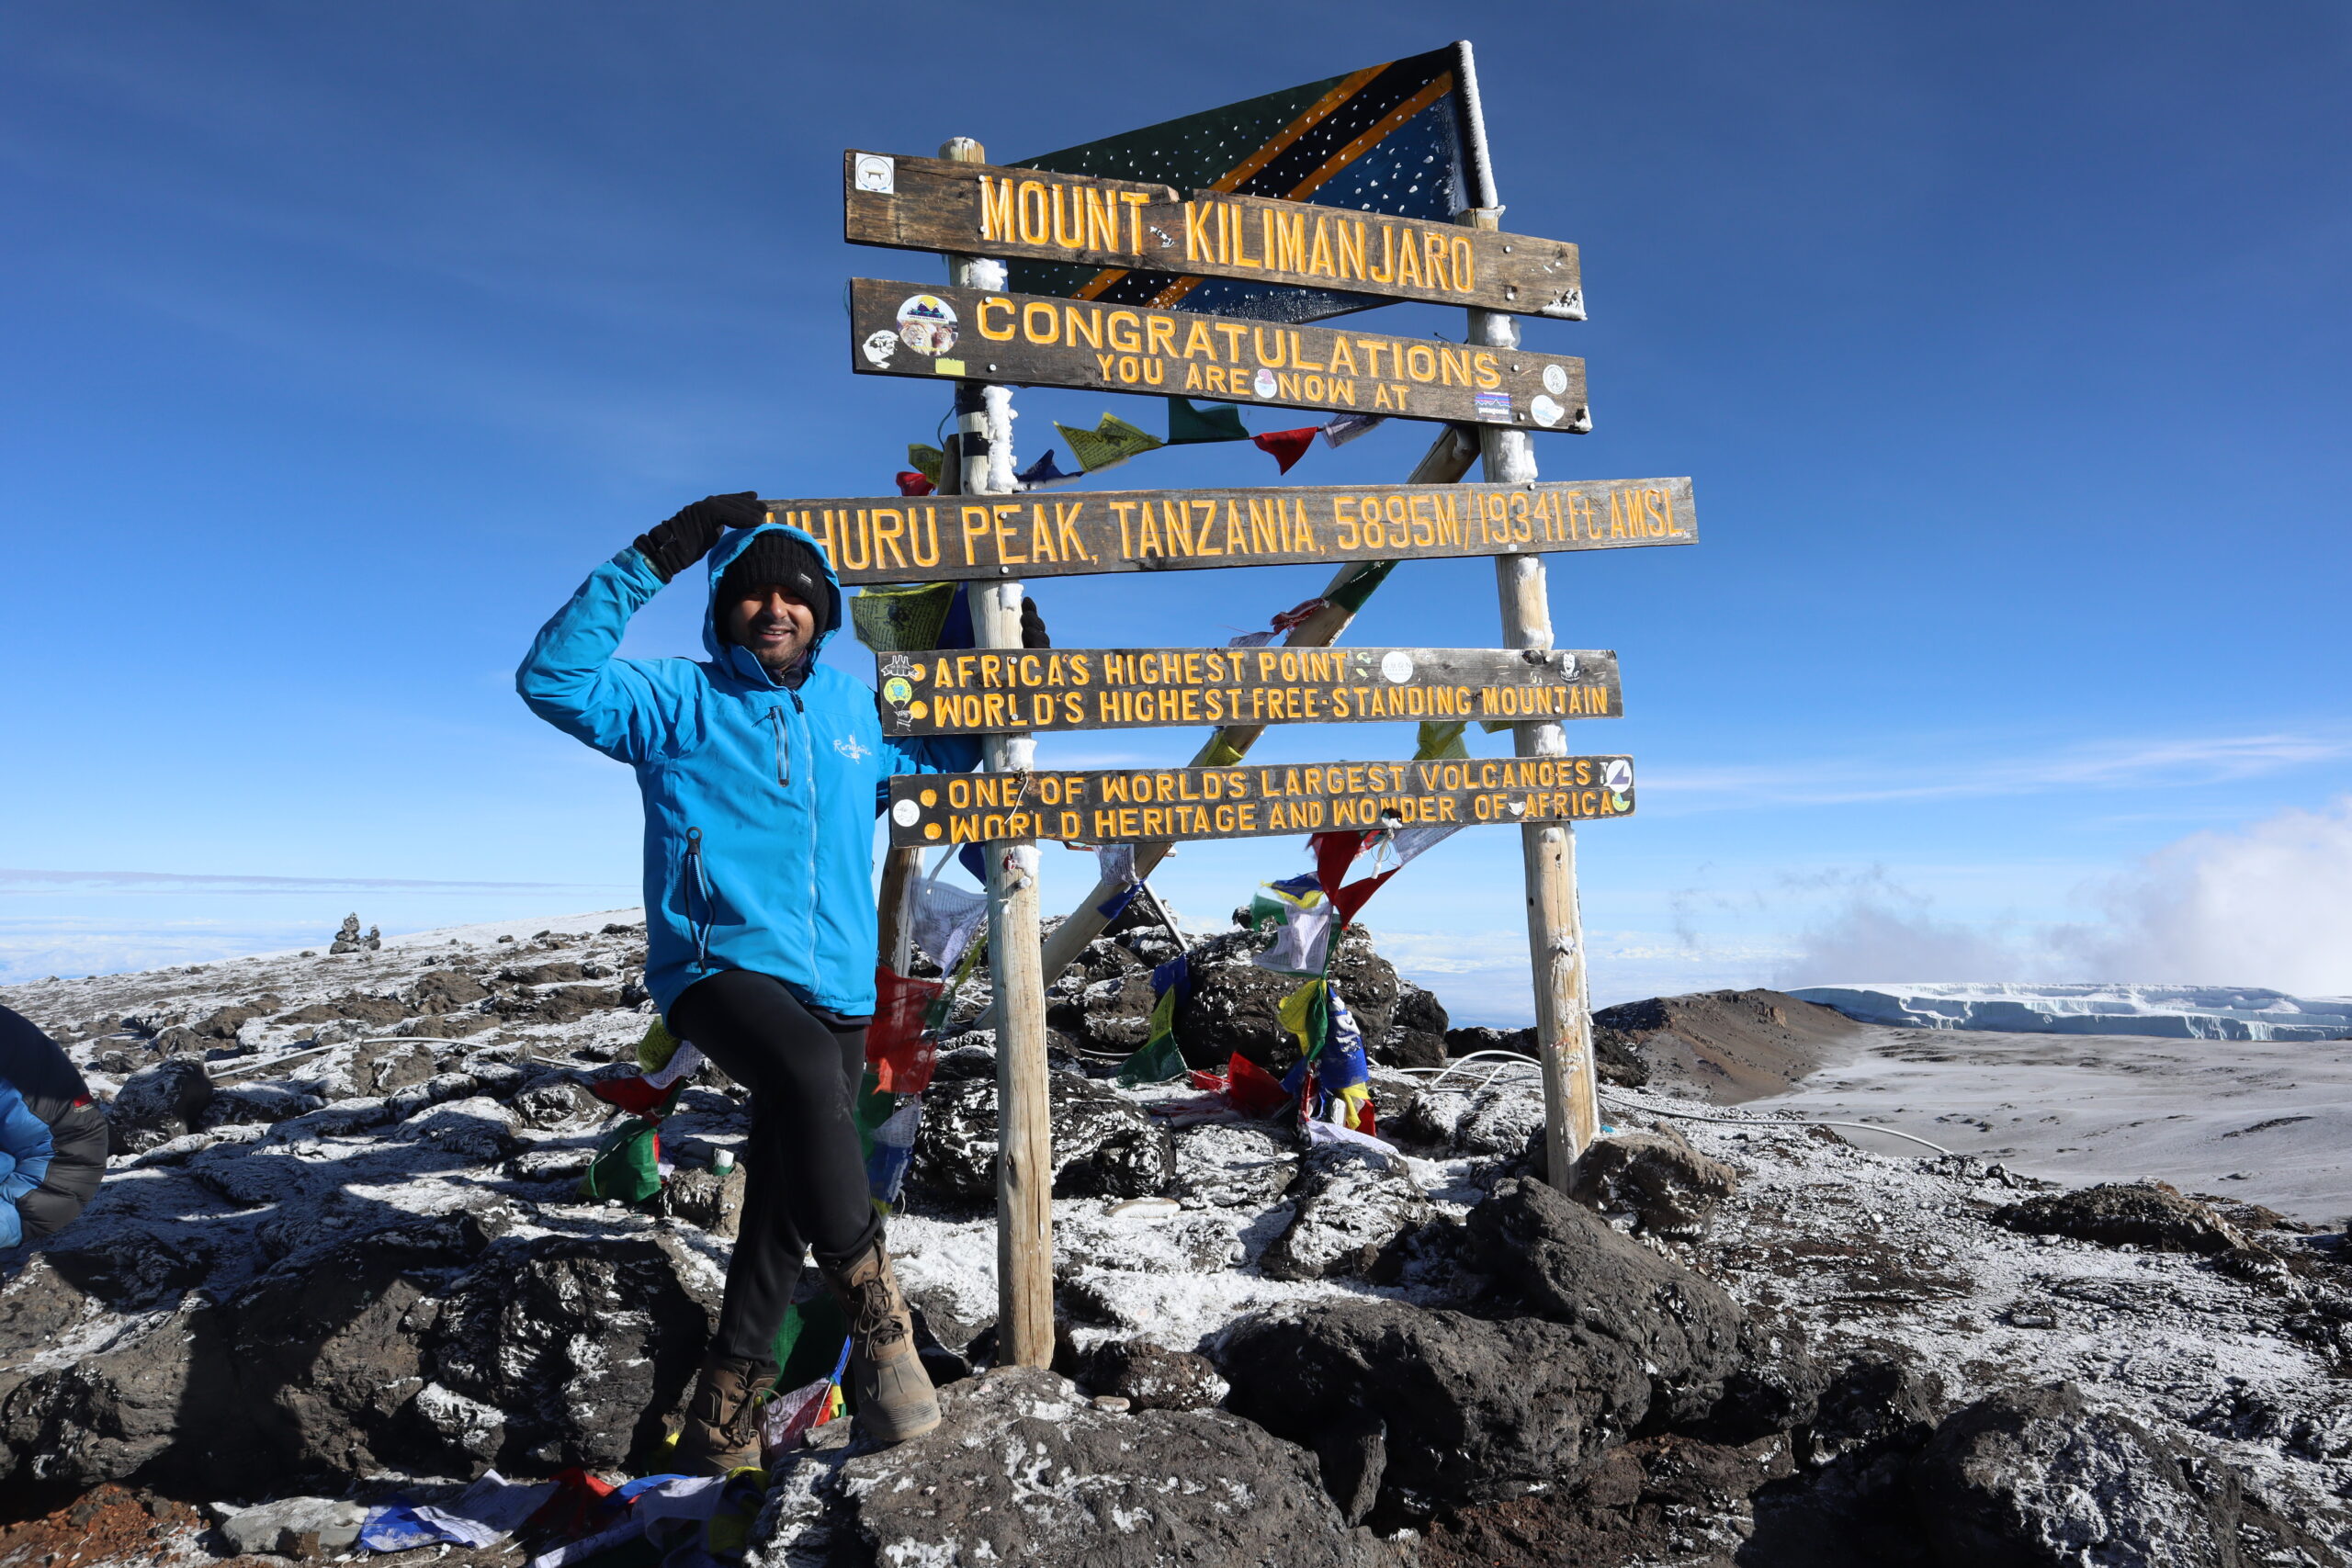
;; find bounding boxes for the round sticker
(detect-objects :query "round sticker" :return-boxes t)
[1379,651,1415,683]
[860,330,899,367]
[895,294,959,356]
[1542,364,1569,396]
[882,676,913,705]
[890,799,920,827]
[1557,654,1578,678]
[1529,395,1564,428]
[1602,759,1633,792]
[1253,367,1278,397]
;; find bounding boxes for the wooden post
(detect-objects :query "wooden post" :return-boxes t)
[940,136,1054,1370]
[1026,423,1479,993]
[1464,207,1600,1188]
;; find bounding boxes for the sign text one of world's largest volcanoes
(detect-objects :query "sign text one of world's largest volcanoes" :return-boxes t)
[884,755,1636,847]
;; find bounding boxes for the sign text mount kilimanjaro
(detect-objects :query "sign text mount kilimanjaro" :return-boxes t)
[843,150,1583,320]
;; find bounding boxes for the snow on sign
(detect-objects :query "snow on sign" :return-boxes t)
[765,477,1691,584]
[847,278,1589,431]
[874,646,1621,737]
[883,756,1636,848]
[842,151,1582,320]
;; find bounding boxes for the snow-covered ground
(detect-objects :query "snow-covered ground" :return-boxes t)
[1754,1024,2352,1224]
[1790,981,2352,1041]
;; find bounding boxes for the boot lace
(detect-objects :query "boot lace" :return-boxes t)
[849,1276,909,1350]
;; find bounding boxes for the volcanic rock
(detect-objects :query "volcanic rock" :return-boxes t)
[1259,1140,1433,1281]
[1175,927,1398,1073]
[1080,1339,1228,1412]
[1992,1181,2245,1255]
[753,1367,1398,1567]
[1216,1297,1650,1514]
[1467,1176,1743,1425]
[105,1058,213,1154]
[1563,1126,1741,1238]
[904,1073,1175,1208]
[1170,1122,1297,1210]
[1911,1382,2253,1568]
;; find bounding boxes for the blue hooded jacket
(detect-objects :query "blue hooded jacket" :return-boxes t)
[516,525,977,1019]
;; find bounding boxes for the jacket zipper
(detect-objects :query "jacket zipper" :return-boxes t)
[763,705,792,786]
[683,826,713,971]
[790,691,821,981]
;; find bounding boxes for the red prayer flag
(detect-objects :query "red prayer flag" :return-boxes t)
[1226,1053,1293,1119]
[870,964,945,1093]
[896,470,936,497]
[1251,427,1318,474]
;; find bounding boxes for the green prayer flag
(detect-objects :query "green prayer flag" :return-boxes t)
[1166,397,1250,445]
[851,581,957,652]
[1116,985,1187,1087]
[1327,558,1398,615]
[578,1117,663,1203]
[907,444,944,487]
[1416,721,1469,760]
[1056,412,1166,474]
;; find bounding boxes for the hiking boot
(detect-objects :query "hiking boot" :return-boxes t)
[820,1236,941,1445]
[675,1352,777,1475]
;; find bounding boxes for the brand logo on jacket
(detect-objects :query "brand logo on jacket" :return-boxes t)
[834,736,873,761]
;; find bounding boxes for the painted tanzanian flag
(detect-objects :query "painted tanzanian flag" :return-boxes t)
[1010,40,1498,325]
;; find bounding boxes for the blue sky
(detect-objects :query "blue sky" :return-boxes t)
[3,2,2346,1014]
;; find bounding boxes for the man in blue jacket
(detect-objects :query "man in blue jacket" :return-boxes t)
[0,1006,107,1248]
[518,493,977,1468]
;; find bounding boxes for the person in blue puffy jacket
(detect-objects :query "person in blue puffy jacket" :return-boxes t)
[0,1006,107,1249]
[518,494,980,1469]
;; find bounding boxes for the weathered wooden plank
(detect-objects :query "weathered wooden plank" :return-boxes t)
[763,475,1692,585]
[848,279,1589,432]
[875,646,1621,737]
[843,150,1584,321]
[883,756,1636,848]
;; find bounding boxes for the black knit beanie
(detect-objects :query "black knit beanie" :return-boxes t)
[716,532,831,640]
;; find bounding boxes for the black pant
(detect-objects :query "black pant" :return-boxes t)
[670,968,880,1363]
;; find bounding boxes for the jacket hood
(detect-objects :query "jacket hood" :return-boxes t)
[702,522,844,687]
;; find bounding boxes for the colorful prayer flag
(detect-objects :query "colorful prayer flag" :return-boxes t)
[1055,412,1166,473]
[1166,397,1251,445]
[1017,447,1080,489]
[1252,427,1319,474]
[1115,953,1191,1086]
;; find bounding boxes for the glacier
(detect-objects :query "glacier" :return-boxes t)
[1787,981,2352,1041]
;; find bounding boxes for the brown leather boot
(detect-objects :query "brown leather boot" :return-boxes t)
[674,1352,778,1475]
[820,1237,941,1445]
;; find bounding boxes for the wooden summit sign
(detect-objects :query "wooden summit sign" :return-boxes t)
[848,278,1589,431]
[875,646,1621,737]
[843,150,1585,320]
[766,477,1691,584]
[885,755,1637,848]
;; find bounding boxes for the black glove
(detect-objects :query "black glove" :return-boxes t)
[1020,597,1050,649]
[634,492,767,581]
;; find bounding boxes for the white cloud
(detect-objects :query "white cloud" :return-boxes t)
[2058,795,2352,994]
[1775,798,2352,996]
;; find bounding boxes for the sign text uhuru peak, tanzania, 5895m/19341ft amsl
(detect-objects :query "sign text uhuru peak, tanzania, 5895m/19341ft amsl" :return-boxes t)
[842,150,1583,320]
[763,477,1692,584]
[886,756,1636,847]
[875,645,1619,736]
[849,279,1589,430]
